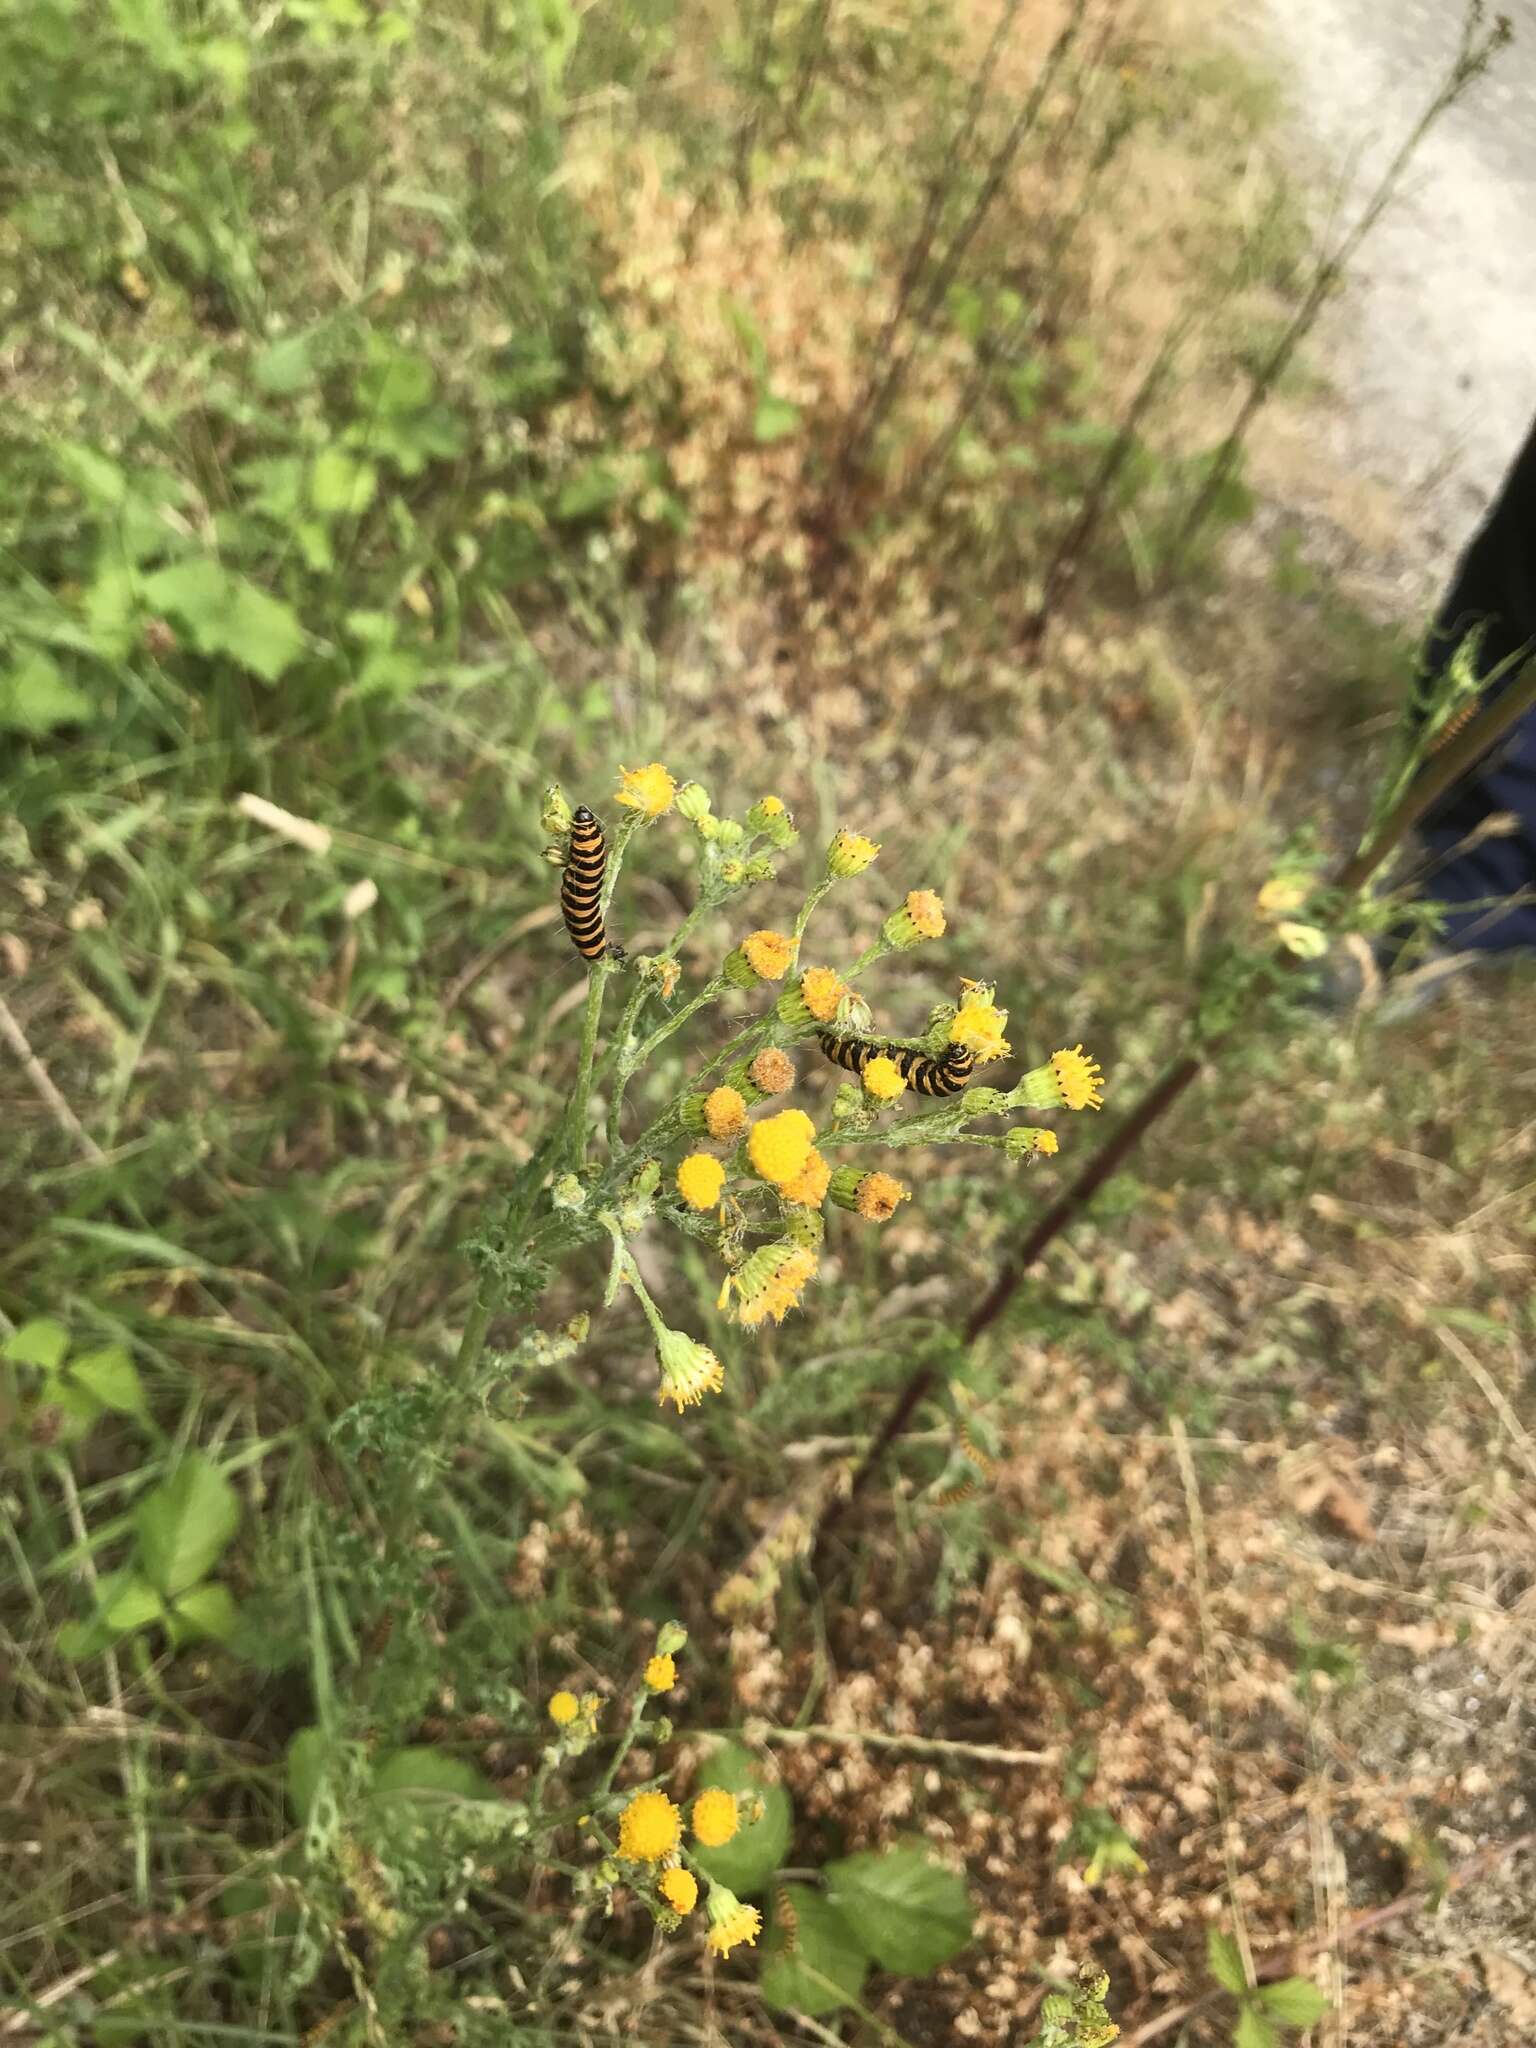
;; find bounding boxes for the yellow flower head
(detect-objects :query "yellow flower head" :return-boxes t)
[799,966,848,1023]
[781,1146,831,1209]
[827,829,881,878]
[1005,1126,1059,1159]
[618,1789,682,1863]
[615,763,677,818]
[731,1242,819,1328]
[692,1787,740,1848]
[644,1653,676,1693]
[725,928,798,988]
[856,1171,909,1221]
[656,1328,726,1412]
[884,888,947,949]
[749,1047,796,1095]
[756,795,785,816]
[1257,874,1310,918]
[660,1867,698,1915]
[703,1085,747,1140]
[548,1690,580,1727]
[862,1054,908,1102]
[677,1152,727,1211]
[637,954,682,1000]
[747,1107,816,1186]
[742,929,797,980]
[949,986,1011,1064]
[1051,1044,1105,1111]
[705,1888,763,1958]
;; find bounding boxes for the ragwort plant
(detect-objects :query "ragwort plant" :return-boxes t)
[452,760,1108,1426]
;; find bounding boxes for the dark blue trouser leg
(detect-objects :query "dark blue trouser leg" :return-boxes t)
[1414,417,1536,954]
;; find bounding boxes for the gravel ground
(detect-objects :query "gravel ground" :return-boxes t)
[1247,0,1536,601]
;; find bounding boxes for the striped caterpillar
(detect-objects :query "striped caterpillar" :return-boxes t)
[817,1031,975,1096]
[560,805,622,962]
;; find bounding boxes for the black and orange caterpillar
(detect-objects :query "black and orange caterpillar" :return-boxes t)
[561,805,620,962]
[817,1030,975,1096]
[774,1887,800,1954]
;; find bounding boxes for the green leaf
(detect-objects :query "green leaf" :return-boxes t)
[68,1346,149,1422]
[139,561,304,683]
[41,1378,107,1441]
[554,461,622,522]
[753,393,802,443]
[1207,1927,1248,1995]
[167,1582,241,1646]
[4,1318,70,1373]
[0,653,94,736]
[1234,2006,1281,2048]
[690,1743,793,1897]
[759,1884,869,2017]
[1257,1977,1328,2027]
[309,449,378,518]
[102,1573,168,1634]
[824,1845,973,1975]
[225,578,305,683]
[135,1454,240,1598]
[252,333,318,395]
[286,1726,328,1823]
[371,1748,496,1802]
[54,443,128,506]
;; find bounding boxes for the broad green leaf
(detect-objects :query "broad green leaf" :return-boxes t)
[139,561,304,683]
[57,1611,118,1659]
[759,1884,868,2017]
[48,1377,107,1440]
[4,1318,70,1372]
[753,393,801,444]
[135,1454,240,1598]
[103,1573,167,1634]
[167,1582,241,1646]
[309,449,378,518]
[824,1845,972,1975]
[226,577,305,683]
[690,1743,793,1897]
[555,462,622,522]
[1234,2006,1281,2048]
[0,654,94,736]
[372,1748,496,1802]
[252,333,318,395]
[1257,1977,1328,2027]
[54,443,128,506]
[1207,1927,1248,1995]
[68,1346,149,1422]
[287,1726,328,1823]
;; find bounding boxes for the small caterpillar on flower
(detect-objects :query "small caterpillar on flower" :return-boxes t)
[561,805,622,963]
[816,1031,975,1096]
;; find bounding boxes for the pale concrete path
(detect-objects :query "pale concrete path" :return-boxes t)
[1250,0,1536,596]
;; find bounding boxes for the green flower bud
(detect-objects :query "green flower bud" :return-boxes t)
[541,784,574,836]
